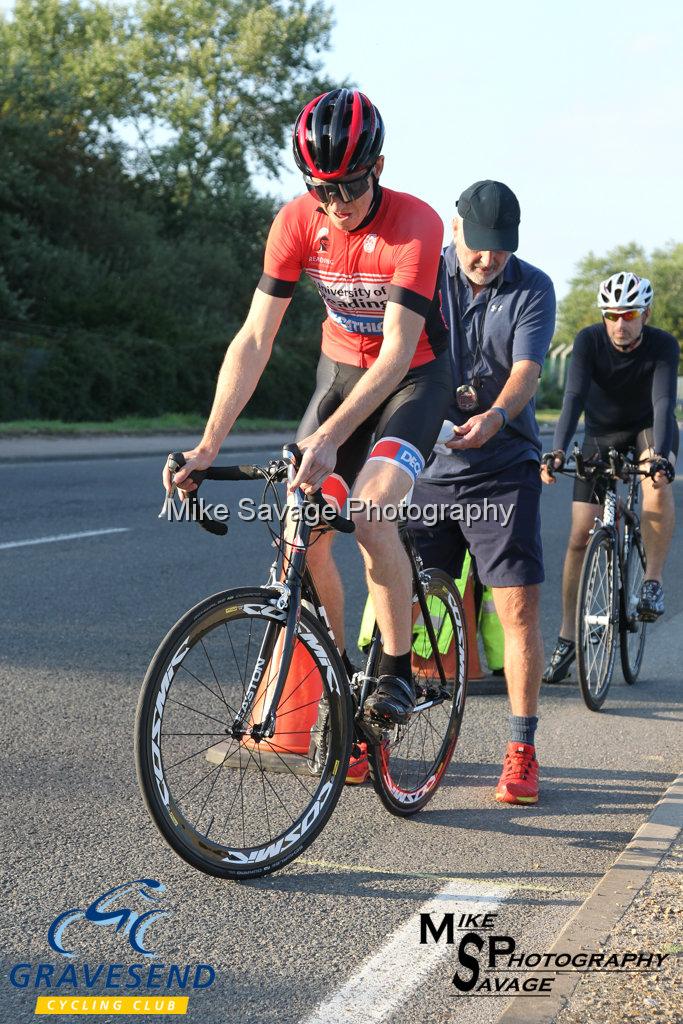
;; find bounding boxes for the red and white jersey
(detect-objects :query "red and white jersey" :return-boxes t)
[259,188,447,368]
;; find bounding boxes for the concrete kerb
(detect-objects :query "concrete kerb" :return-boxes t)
[496,772,683,1024]
[0,424,559,464]
[0,431,293,464]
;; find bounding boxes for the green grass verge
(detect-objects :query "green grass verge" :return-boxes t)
[5,409,677,441]
[0,414,299,436]
[2,409,562,436]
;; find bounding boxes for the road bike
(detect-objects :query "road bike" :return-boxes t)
[135,445,468,879]
[544,445,650,711]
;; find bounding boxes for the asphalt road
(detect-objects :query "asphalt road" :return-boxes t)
[1,446,681,1024]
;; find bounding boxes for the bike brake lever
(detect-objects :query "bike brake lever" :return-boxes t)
[159,451,186,518]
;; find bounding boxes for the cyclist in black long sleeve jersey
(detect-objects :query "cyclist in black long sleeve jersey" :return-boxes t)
[542,272,679,683]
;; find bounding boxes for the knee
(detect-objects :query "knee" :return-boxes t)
[567,528,592,552]
[497,587,541,634]
[354,517,389,554]
[304,531,334,570]
[642,485,674,513]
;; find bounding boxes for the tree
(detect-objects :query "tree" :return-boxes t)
[126,0,335,201]
[0,0,338,421]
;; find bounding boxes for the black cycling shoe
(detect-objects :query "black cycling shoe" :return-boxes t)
[364,674,416,725]
[637,580,664,622]
[542,637,575,684]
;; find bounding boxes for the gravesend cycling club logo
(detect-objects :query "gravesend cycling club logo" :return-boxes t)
[47,879,169,958]
[7,878,216,1017]
[420,909,671,997]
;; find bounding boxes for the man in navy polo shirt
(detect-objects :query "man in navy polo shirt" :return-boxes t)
[412,180,556,805]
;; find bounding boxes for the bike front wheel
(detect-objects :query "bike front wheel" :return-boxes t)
[576,528,618,711]
[620,537,647,684]
[135,588,351,879]
[367,568,468,815]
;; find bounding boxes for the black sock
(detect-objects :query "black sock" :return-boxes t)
[379,652,412,683]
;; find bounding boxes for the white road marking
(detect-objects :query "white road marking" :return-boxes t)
[300,879,508,1024]
[0,528,129,550]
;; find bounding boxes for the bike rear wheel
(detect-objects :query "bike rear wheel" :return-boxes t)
[367,568,467,815]
[135,588,351,879]
[576,528,618,711]
[620,537,647,684]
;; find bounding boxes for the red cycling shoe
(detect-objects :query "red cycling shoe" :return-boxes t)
[495,742,539,804]
[345,742,369,785]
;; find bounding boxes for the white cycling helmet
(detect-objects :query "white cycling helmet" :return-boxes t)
[598,272,653,310]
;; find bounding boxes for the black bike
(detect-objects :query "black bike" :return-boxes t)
[545,445,649,711]
[135,445,468,878]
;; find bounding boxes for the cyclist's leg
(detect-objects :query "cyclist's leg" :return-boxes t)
[295,355,373,650]
[353,458,415,654]
[560,503,602,638]
[636,427,677,584]
[353,354,451,719]
[557,435,609,639]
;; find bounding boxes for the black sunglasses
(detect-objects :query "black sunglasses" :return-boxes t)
[304,172,373,205]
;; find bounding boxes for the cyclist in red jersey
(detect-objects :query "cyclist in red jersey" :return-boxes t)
[166,89,452,725]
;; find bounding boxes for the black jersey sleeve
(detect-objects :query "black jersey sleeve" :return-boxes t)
[651,334,680,455]
[553,329,593,452]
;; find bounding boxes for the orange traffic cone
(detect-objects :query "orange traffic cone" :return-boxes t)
[247,635,322,756]
[205,635,323,774]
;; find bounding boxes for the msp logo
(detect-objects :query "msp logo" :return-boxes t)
[363,233,378,253]
[48,879,170,958]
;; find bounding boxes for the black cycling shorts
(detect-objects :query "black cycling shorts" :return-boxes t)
[296,351,452,508]
[573,426,679,505]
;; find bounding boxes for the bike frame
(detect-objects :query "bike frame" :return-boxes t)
[229,460,449,747]
[586,453,645,633]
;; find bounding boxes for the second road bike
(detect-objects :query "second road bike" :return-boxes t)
[544,445,650,711]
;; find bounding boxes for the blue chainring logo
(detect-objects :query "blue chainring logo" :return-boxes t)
[47,879,171,959]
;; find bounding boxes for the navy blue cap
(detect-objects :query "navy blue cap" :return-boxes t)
[457,180,520,252]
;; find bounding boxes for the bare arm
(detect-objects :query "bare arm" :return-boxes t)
[448,360,541,450]
[166,289,291,491]
[292,302,425,490]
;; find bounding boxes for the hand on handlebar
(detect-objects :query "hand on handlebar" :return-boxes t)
[163,447,216,498]
[289,431,338,495]
[647,455,675,489]
[540,450,565,484]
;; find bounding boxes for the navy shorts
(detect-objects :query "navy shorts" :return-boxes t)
[410,460,544,588]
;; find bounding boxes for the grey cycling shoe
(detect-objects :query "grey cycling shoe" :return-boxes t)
[542,637,575,684]
[364,675,416,725]
[637,580,664,622]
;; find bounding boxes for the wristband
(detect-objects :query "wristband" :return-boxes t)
[491,406,509,429]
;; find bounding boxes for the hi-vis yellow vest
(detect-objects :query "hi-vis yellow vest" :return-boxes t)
[357,551,504,669]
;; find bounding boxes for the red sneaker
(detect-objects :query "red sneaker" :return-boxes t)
[345,742,369,784]
[495,742,539,804]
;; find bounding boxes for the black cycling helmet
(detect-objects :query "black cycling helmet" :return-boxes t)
[292,88,385,181]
